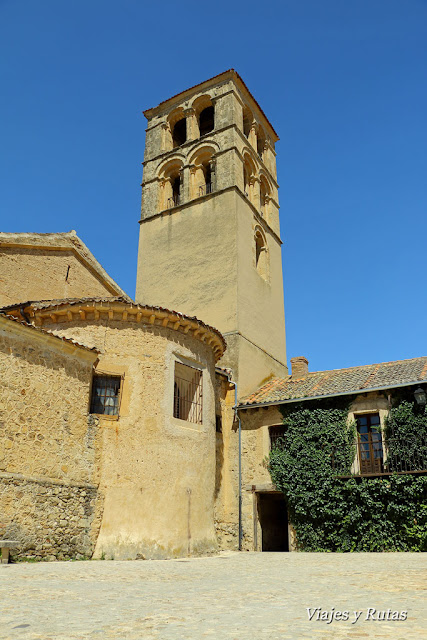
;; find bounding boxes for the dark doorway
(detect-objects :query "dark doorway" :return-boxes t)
[258,492,289,551]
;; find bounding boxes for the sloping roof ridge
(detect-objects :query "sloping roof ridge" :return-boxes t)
[307,356,427,377]
[0,296,129,311]
[239,356,427,407]
[0,312,98,353]
[0,230,76,238]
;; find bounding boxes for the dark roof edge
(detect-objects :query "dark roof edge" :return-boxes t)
[237,378,427,410]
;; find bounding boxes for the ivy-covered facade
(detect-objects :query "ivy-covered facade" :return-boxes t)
[238,357,427,552]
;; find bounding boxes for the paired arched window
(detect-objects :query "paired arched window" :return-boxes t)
[163,96,215,151]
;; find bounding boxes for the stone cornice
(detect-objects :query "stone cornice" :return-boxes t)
[5,299,226,362]
[139,185,282,246]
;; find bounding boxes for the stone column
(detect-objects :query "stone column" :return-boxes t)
[209,158,216,192]
[185,108,199,141]
[161,123,172,152]
[179,168,185,205]
[248,122,258,151]
[189,164,197,200]
[250,176,260,210]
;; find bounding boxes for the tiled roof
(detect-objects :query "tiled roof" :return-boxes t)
[0,312,98,353]
[240,357,427,407]
[0,296,131,311]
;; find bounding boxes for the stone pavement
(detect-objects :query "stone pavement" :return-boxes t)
[0,552,426,640]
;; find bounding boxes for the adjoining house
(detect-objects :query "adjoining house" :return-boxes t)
[237,356,427,552]
[1,72,426,559]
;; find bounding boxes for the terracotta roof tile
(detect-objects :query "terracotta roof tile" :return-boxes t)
[240,357,427,407]
[1,297,226,357]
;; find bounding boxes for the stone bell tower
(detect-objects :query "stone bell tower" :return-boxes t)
[135,70,287,397]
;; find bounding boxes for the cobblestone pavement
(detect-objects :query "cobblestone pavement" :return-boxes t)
[0,552,426,640]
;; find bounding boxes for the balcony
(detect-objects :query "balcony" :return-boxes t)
[270,427,427,478]
[332,434,427,477]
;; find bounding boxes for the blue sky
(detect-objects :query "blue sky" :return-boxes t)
[1,0,426,372]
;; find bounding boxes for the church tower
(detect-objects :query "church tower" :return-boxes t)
[135,70,287,397]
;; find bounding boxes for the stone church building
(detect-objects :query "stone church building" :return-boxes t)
[1,71,426,560]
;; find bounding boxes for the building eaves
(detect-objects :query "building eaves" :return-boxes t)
[239,356,427,408]
[1,297,227,360]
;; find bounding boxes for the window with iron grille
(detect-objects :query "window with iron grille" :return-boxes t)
[173,362,203,425]
[90,374,122,416]
[269,425,287,450]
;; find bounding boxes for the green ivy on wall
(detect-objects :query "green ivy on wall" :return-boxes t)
[268,400,427,551]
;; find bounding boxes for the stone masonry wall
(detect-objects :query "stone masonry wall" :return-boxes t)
[0,246,113,307]
[0,474,101,561]
[39,314,218,560]
[0,319,102,560]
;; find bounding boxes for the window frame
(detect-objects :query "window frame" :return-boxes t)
[172,360,204,426]
[90,372,124,419]
[355,412,384,475]
[269,425,287,450]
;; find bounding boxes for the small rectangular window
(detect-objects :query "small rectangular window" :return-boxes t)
[173,362,203,425]
[269,425,286,450]
[90,374,122,416]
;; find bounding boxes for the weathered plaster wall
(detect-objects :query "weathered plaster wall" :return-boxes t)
[0,319,101,560]
[214,374,239,548]
[40,315,218,560]
[0,246,114,307]
[137,190,238,333]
